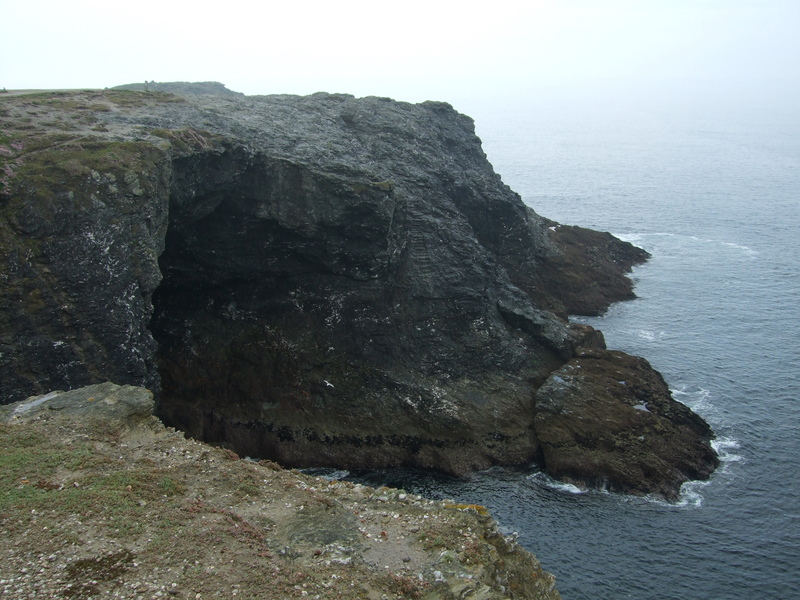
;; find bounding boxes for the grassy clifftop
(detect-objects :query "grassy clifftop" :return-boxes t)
[0,383,561,600]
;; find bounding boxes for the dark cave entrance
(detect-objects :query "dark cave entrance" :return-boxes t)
[146,151,373,461]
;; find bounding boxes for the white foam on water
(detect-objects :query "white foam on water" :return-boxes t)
[527,471,586,495]
[721,241,758,257]
[613,232,645,245]
[612,231,677,246]
[625,477,712,509]
[553,481,586,495]
[711,437,744,468]
[660,438,744,508]
[616,232,759,264]
[674,479,712,508]
[658,232,760,258]
[689,388,713,413]
[670,386,714,416]
[301,467,351,481]
[635,329,666,342]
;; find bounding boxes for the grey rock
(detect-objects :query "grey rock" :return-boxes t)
[112,81,244,97]
[0,381,154,426]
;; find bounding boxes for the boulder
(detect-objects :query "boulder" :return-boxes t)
[0,381,154,427]
[534,348,719,499]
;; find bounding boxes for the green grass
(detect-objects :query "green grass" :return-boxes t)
[0,424,99,487]
[0,421,186,541]
[6,138,160,205]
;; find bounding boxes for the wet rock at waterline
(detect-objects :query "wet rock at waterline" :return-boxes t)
[534,348,719,500]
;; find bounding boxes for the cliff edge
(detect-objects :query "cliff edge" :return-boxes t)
[0,85,717,498]
[0,383,561,599]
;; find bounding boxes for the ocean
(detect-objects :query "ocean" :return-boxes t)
[349,89,800,599]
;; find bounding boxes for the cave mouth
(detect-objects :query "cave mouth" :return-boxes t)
[147,197,317,458]
[145,152,396,463]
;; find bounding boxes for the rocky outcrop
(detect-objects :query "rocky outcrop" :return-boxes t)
[113,81,245,97]
[0,132,170,397]
[534,348,719,500]
[0,84,716,498]
[1,383,562,599]
[535,224,650,318]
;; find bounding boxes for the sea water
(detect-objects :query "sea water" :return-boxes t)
[350,89,800,599]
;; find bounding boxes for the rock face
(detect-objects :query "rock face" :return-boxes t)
[0,84,716,498]
[0,131,170,397]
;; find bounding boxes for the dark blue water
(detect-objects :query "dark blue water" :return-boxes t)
[351,93,800,599]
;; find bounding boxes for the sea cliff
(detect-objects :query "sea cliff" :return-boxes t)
[0,83,717,499]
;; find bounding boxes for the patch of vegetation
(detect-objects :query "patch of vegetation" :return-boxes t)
[0,407,555,600]
[0,425,172,512]
[104,90,185,107]
[0,423,100,495]
[64,550,135,599]
[27,96,111,113]
[0,420,187,543]
[7,137,159,204]
[385,572,431,599]
[351,179,396,194]
[150,127,218,154]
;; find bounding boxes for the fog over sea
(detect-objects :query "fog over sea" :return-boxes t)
[348,87,800,599]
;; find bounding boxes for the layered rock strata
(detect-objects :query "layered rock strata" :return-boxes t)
[0,85,717,497]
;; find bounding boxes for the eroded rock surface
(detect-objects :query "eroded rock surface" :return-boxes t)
[0,84,716,497]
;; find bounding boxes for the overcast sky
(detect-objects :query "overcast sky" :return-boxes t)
[2,0,798,105]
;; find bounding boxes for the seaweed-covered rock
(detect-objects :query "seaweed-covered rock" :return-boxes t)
[534,348,719,499]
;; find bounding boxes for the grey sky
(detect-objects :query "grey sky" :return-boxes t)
[2,0,798,104]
